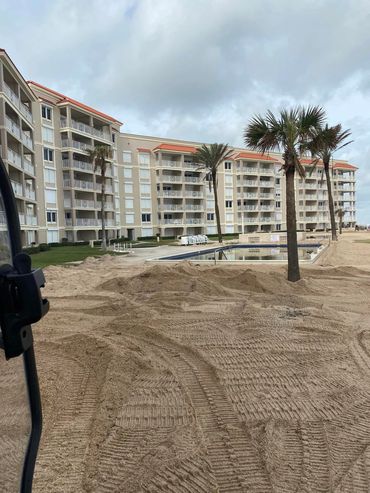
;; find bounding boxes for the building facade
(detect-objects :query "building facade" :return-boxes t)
[0,49,358,245]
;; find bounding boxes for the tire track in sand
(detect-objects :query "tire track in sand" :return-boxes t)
[128,331,272,492]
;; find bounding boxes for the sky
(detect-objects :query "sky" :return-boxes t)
[1,0,369,222]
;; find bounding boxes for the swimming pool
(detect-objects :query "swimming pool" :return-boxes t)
[155,243,323,262]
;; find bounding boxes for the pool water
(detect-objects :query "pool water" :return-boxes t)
[158,244,322,262]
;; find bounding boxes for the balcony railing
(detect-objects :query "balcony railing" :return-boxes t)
[74,218,115,227]
[4,83,33,123]
[25,215,37,225]
[62,159,94,173]
[22,131,34,150]
[64,179,94,190]
[6,116,21,139]
[160,160,181,168]
[11,180,23,196]
[259,181,274,187]
[185,191,203,198]
[161,175,182,182]
[96,201,114,210]
[159,204,183,211]
[74,199,95,209]
[184,176,201,183]
[61,139,93,152]
[18,213,25,225]
[23,156,35,175]
[185,205,202,210]
[7,148,22,168]
[69,119,111,141]
[158,190,183,197]
[25,189,36,200]
[185,218,202,224]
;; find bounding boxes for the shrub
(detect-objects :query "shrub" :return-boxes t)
[39,243,50,252]
[23,246,40,255]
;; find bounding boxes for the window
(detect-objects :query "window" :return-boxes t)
[225,200,233,208]
[46,211,57,223]
[225,225,234,233]
[225,188,233,198]
[42,105,52,121]
[276,178,281,185]
[226,213,233,222]
[47,230,58,243]
[138,153,150,165]
[275,201,281,208]
[207,213,214,221]
[123,167,132,178]
[225,175,233,185]
[124,183,133,194]
[276,224,281,231]
[140,198,151,210]
[42,126,54,143]
[140,168,150,179]
[123,152,132,163]
[45,189,56,204]
[125,213,134,224]
[125,199,134,209]
[225,161,232,170]
[207,200,215,209]
[141,227,153,237]
[141,213,151,222]
[140,183,151,195]
[44,168,56,185]
[112,133,116,143]
[43,148,53,162]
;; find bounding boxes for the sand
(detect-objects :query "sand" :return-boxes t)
[3,232,370,492]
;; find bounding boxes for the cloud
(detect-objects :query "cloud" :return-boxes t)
[1,0,369,221]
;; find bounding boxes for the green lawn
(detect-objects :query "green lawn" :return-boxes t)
[30,245,114,269]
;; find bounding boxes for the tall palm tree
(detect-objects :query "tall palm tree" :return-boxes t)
[309,124,352,241]
[88,145,112,250]
[193,143,234,243]
[336,207,344,235]
[244,106,326,282]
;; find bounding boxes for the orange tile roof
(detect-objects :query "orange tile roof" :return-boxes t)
[27,81,122,125]
[153,143,198,153]
[333,162,358,170]
[137,147,152,152]
[234,152,277,162]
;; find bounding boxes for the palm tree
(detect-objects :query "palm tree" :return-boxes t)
[244,106,326,282]
[88,145,112,250]
[310,124,352,241]
[336,207,344,235]
[193,143,234,243]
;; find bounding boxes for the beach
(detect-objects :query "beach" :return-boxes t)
[25,232,370,492]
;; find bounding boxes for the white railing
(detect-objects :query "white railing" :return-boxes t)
[18,213,25,225]
[185,218,202,224]
[4,83,33,123]
[21,131,34,150]
[245,193,258,198]
[5,116,21,138]
[260,181,274,187]
[25,189,36,200]
[74,199,95,209]
[7,148,22,167]
[159,204,184,211]
[161,160,181,168]
[62,139,93,152]
[25,215,37,225]
[95,183,113,193]
[260,217,274,222]
[260,206,274,211]
[23,157,35,175]
[260,169,274,175]
[158,190,183,197]
[75,218,115,227]
[260,193,273,198]
[11,180,23,196]
[0,211,7,224]
[244,180,258,186]
[240,167,258,173]
[96,201,114,210]
[71,119,111,141]
[161,175,182,182]
[64,179,94,190]
[185,205,202,210]
[162,219,183,225]
[185,191,203,197]
[62,159,94,172]
[239,206,258,211]
[184,162,200,169]
[184,176,200,183]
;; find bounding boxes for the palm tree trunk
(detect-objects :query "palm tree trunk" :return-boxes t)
[324,164,337,241]
[212,173,222,244]
[285,166,300,282]
[101,170,107,251]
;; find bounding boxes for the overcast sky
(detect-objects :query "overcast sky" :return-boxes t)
[1,0,369,222]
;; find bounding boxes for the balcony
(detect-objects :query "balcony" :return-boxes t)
[95,183,113,193]
[22,131,34,150]
[160,160,181,168]
[5,116,21,139]
[63,179,94,190]
[161,175,182,183]
[25,215,37,226]
[239,167,258,174]
[4,83,33,124]
[25,189,36,200]
[73,199,95,209]
[260,216,274,222]
[62,159,94,173]
[61,139,93,152]
[185,191,203,198]
[7,148,22,168]
[161,219,184,225]
[18,213,24,225]
[158,204,184,211]
[70,119,111,141]
[96,201,114,210]
[184,176,201,183]
[183,161,200,170]
[259,181,274,187]
[158,190,183,198]
[11,180,23,196]
[260,193,274,198]
[185,204,202,210]
[23,156,35,175]
[185,218,203,224]
[244,180,258,186]
[238,205,258,211]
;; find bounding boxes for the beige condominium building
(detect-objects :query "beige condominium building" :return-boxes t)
[0,49,359,245]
